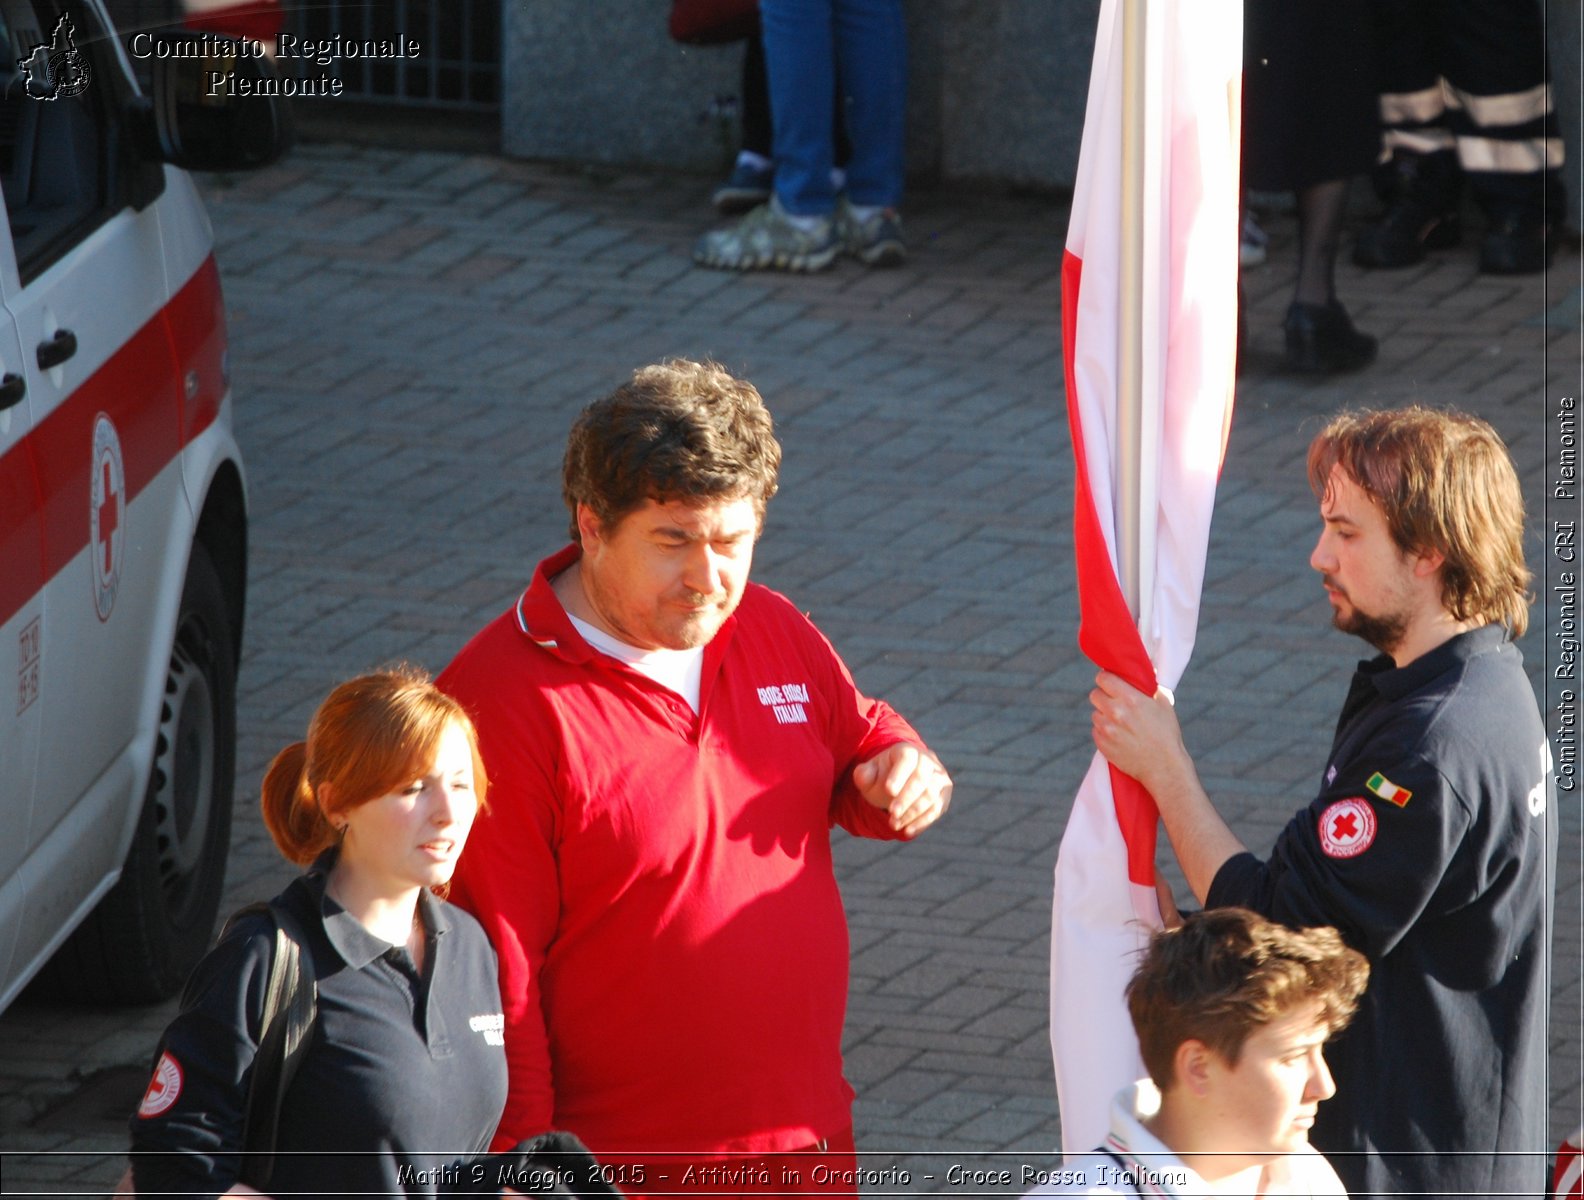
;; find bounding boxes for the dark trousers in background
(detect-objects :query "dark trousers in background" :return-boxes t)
[1373,0,1564,218]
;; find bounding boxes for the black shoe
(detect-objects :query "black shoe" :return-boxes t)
[1283,300,1378,374]
[1479,212,1553,275]
[1353,199,1461,268]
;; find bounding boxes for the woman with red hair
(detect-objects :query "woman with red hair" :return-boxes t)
[128,667,508,1198]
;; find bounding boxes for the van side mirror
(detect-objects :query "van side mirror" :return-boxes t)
[141,32,292,170]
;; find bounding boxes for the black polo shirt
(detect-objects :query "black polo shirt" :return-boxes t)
[132,856,508,1198]
[1210,624,1555,1200]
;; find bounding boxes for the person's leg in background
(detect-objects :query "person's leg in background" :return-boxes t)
[1352,0,1465,268]
[1244,0,1379,372]
[1284,177,1378,372]
[1354,0,1563,273]
[712,26,776,216]
[712,14,854,216]
[829,0,907,264]
[740,28,775,164]
[694,0,908,271]
[760,0,839,218]
[694,0,842,270]
[1441,0,1565,273]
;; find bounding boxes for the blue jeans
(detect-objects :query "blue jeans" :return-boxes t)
[758,0,907,216]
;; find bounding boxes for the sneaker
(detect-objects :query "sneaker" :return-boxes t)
[693,197,839,272]
[837,198,906,267]
[1239,212,1268,267]
[1352,197,1461,269]
[712,158,774,216]
[1479,211,1553,275]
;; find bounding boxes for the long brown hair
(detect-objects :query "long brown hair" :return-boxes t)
[1307,407,1532,637]
[261,666,488,865]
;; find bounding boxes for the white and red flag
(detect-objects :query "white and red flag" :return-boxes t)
[1555,1128,1584,1200]
[1050,0,1241,1156]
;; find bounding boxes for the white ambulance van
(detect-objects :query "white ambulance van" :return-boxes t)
[0,0,286,1010]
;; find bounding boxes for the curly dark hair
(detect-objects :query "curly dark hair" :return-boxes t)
[562,359,782,539]
[1126,908,1369,1091]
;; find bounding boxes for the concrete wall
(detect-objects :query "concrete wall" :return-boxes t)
[501,0,1583,215]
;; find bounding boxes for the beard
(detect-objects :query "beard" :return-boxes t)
[1331,594,1409,655]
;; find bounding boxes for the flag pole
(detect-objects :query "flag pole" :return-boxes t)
[1117,0,1146,621]
[1054,0,1242,1152]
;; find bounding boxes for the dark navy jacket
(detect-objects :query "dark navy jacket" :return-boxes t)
[131,855,508,1198]
[1210,625,1555,1200]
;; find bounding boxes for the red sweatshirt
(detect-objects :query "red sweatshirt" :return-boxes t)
[441,546,921,1156]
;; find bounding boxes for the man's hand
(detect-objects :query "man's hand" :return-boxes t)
[853,743,952,836]
[1089,670,1189,794]
[1091,670,1247,903]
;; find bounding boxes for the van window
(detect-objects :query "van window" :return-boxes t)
[0,0,124,282]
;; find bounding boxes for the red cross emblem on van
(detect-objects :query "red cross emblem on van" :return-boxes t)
[90,413,124,621]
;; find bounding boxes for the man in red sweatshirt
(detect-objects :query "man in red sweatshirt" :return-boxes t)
[441,358,951,1197]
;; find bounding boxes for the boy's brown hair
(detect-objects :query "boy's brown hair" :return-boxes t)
[1127,908,1369,1089]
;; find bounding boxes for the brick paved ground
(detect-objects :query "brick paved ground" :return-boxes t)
[0,142,1577,1196]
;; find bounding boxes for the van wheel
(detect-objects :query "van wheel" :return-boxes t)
[35,544,237,1004]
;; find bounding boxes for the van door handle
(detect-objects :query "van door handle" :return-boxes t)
[0,373,24,411]
[37,329,77,370]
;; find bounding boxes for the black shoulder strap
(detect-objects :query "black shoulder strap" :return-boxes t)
[230,899,318,1190]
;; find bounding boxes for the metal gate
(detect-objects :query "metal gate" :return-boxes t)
[102,1,500,113]
[286,0,499,112]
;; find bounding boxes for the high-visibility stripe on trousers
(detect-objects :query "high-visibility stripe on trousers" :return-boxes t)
[1374,0,1563,214]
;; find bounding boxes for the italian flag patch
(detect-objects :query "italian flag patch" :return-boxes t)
[1366,772,1412,807]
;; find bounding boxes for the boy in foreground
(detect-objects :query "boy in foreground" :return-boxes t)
[1031,908,1366,1198]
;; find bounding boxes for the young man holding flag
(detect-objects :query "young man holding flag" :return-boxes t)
[1090,408,1554,1198]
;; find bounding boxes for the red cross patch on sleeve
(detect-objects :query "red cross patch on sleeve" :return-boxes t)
[1318,797,1376,859]
[136,1051,183,1118]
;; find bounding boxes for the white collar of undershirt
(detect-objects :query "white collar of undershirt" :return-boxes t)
[568,613,704,713]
